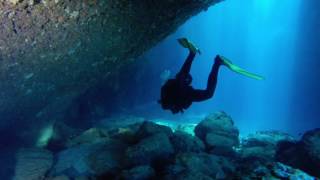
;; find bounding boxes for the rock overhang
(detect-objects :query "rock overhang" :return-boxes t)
[0,0,224,143]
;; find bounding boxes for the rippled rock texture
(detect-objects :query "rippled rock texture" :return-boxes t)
[0,0,223,143]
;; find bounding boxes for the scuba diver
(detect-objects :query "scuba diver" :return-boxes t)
[159,38,263,114]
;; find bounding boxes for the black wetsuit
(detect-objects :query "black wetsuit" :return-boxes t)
[160,51,221,113]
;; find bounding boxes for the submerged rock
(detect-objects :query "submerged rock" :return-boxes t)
[175,171,214,180]
[173,152,235,179]
[135,121,173,139]
[45,175,70,180]
[271,162,315,180]
[239,130,296,161]
[126,132,174,166]
[99,116,146,130]
[51,138,127,177]
[66,127,109,147]
[108,122,142,145]
[195,111,239,155]
[276,128,320,178]
[120,165,155,180]
[301,128,320,171]
[238,162,316,180]
[170,130,205,153]
[13,148,53,180]
[23,113,319,179]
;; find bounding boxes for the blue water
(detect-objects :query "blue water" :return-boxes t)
[141,0,320,136]
[2,1,320,179]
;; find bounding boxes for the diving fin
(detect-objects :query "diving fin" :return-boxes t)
[219,56,264,80]
[178,38,201,54]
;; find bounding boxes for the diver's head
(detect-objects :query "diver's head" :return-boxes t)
[176,73,192,85]
[184,74,192,85]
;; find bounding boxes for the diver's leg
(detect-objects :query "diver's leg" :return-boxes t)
[190,89,211,102]
[176,51,196,77]
[191,56,221,102]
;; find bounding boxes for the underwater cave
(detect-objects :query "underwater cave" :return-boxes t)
[0,0,320,179]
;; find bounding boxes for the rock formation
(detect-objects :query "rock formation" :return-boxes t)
[0,0,223,143]
[14,112,317,179]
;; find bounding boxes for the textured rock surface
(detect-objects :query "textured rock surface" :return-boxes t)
[125,132,174,166]
[301,128,320,168]
[236,162,316,180]
[276,128,320,178]
[10,115,319,180]
[0,0,224,143]
[195,111,239,155]
[239,131,295,161]
[51,138,127,177]
[173,152,234,179]
[135,121,173,139]
[13,148,53,180]
[120,165,155,180]
[170,130,205,153]
[65,127,109,147]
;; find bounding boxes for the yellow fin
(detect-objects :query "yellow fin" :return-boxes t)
[177,38,201,54]
[220,56,264,80]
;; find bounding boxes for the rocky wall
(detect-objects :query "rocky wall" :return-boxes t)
[0,0,223,144]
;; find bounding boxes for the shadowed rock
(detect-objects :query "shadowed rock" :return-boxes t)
[13,148,53,180]
[126,132,174,166]
[0,0,224,145]
[171,152,235,179]
[51,138,127,177]
[276,128,320,178]
[195,111,239,156]
[170,130,205,153]
[239,130,295,161]
[120,165,155,180]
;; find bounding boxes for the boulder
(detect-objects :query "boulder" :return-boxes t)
[163,164,185,179]
[243,131,295,147]
[240,131,296,161]
[120,165,155,180]
[173,152,235,179]
[275,129,320,178]
[99,116,146,130]
[170,130,205,153]
[194,111,239,155]
[108,122,142,145]
[236,161,316,180]
[271,162,315,180]
[135,121,173,139]
[175,171,214,180]
[301,128,320,169]
[66,127,109,147]
[86,140,128,176]
[164,164,214,180]
[51,138,127,177]
[45,175,70,180]
[275,140,301,165]
[13,148,53,180]
[125,133,174,166]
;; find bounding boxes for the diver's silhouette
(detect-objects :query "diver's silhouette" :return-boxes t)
[159,38,263,114]
[159,39,222,114]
